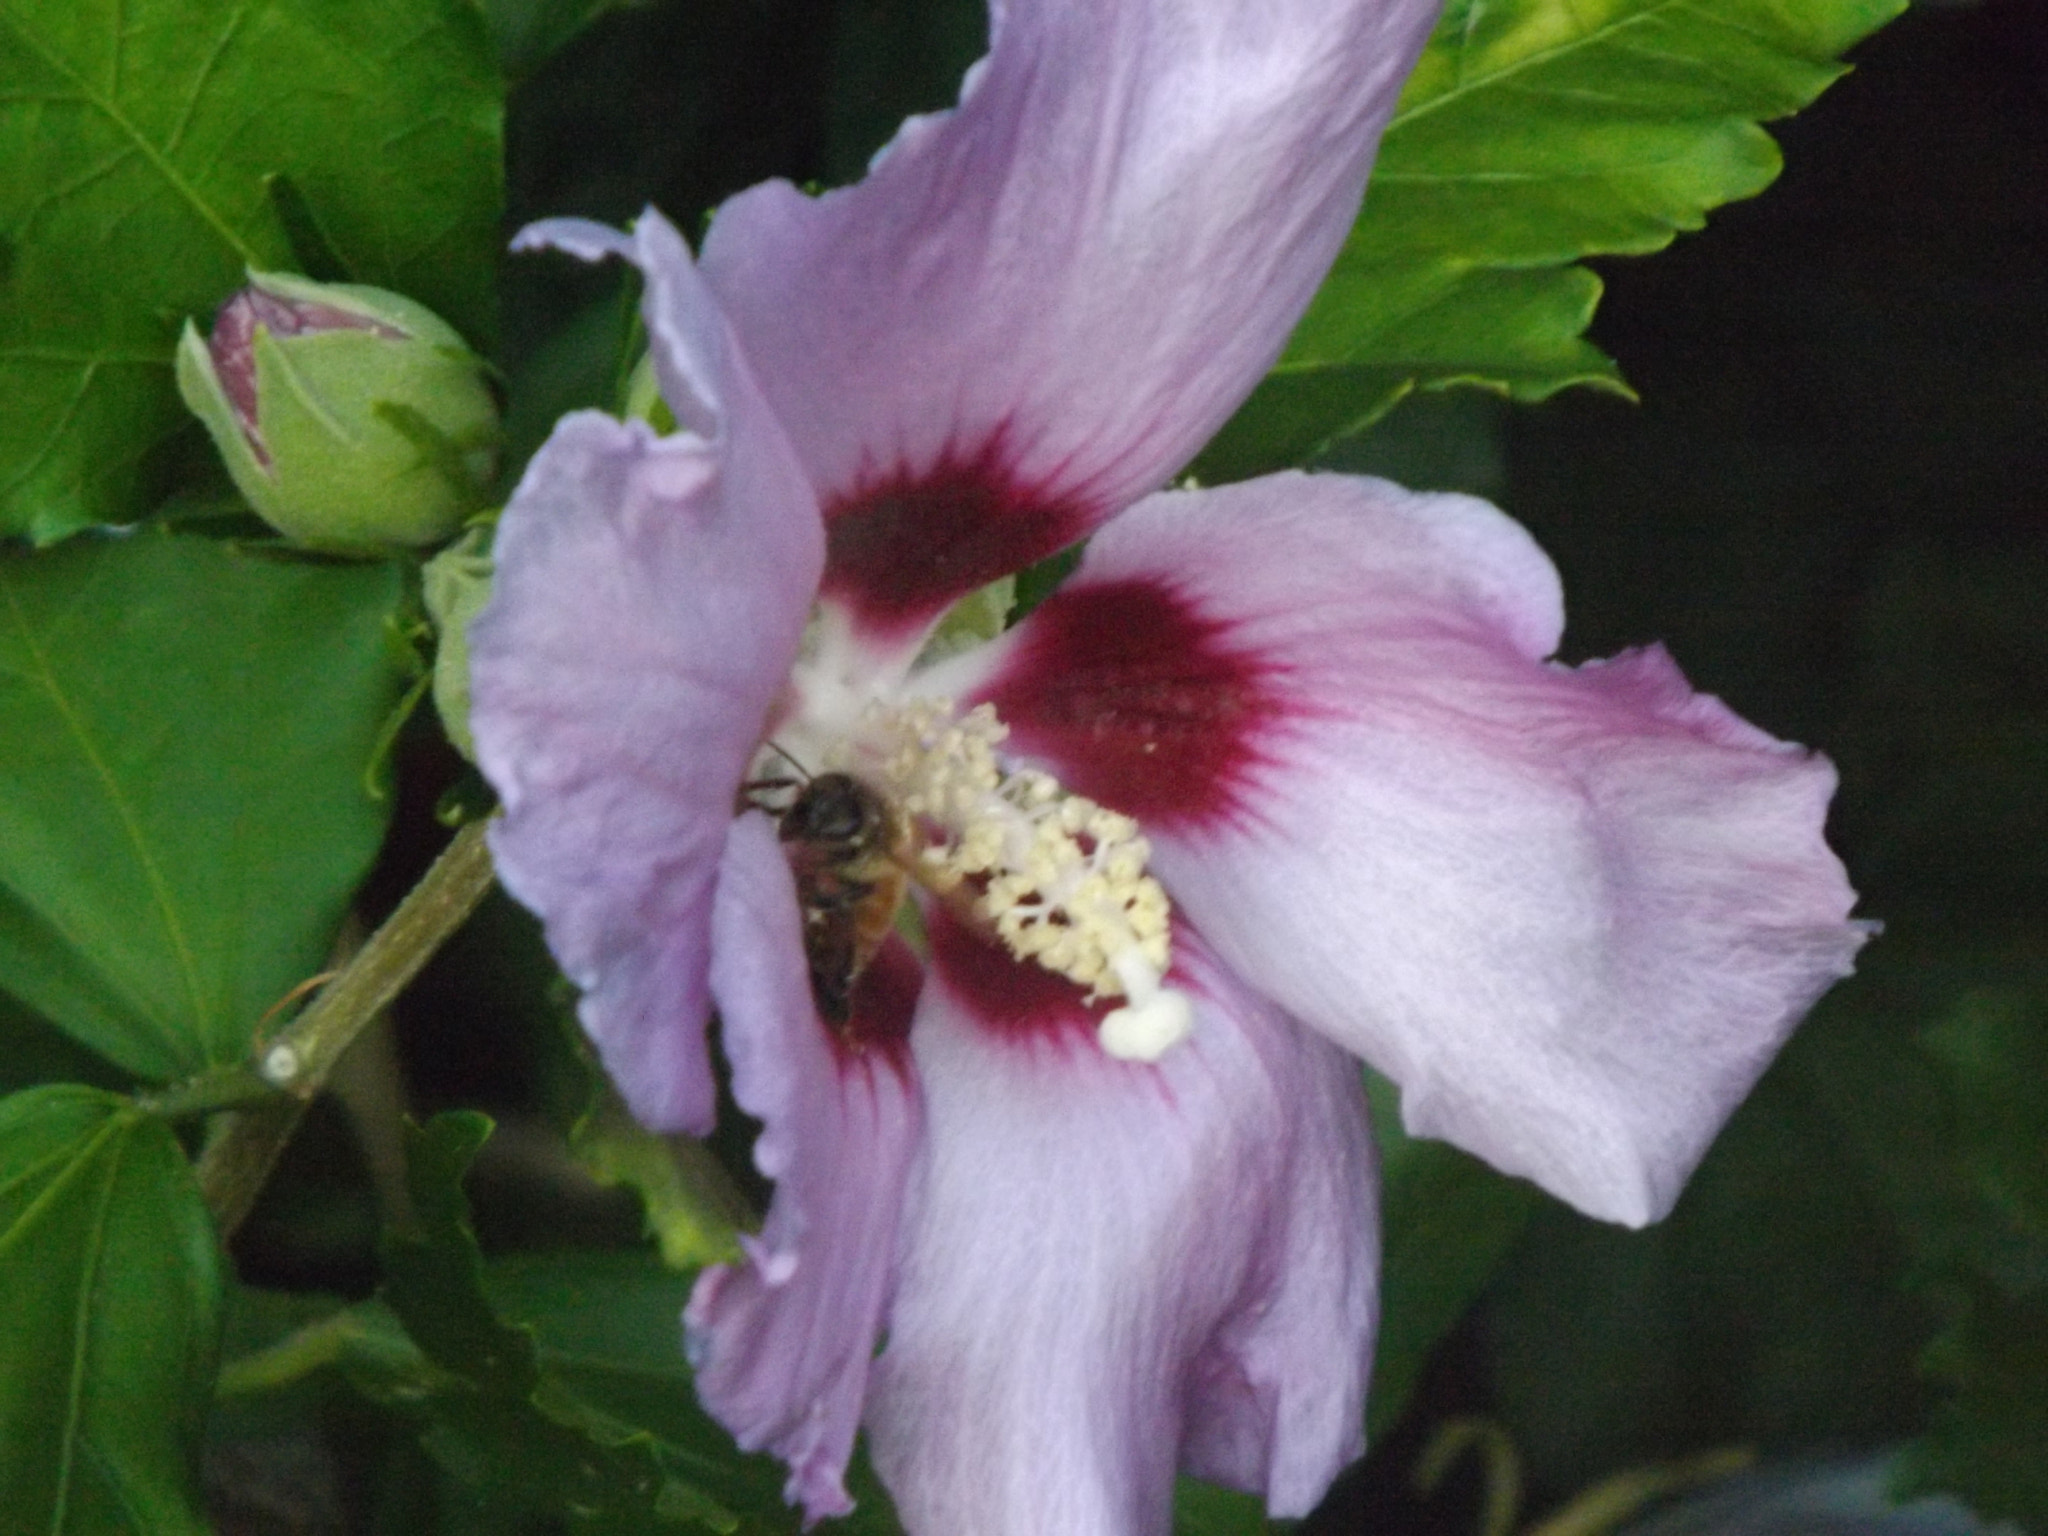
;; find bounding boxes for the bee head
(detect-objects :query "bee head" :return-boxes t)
[781,772,886,855]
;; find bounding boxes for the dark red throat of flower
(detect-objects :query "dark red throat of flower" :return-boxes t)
[835,935,920,1059]
[820,437,1093,641]
[979,578,1283,832]
[927,906,1104,1048]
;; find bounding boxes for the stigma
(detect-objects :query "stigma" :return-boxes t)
[867,699,1193,1062]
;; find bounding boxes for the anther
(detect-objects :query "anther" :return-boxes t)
[867,697,1194,1058]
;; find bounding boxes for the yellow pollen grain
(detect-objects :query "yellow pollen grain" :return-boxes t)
[867,697,1182,1021]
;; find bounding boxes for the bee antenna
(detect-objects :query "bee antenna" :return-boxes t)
[763,740,812,779]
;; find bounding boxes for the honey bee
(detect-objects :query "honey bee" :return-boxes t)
[762,771,910,1028]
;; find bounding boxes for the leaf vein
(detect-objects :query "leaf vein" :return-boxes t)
[0,5,258,262]
[54,1119,128,1533]
[1394,0,1738,131]
[0,1112,126,1531]
[0,360,100,499]
[108,0,125,101]
[0,569,211,1038]
[164,4,248,155]
[0,1130,110,1229]
[19,144,144,230]
[1455,0,1488,91]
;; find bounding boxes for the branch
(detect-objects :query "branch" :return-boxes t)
[197,819,496,1235]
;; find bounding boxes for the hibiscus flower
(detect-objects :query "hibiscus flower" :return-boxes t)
[467,0,1867,1531]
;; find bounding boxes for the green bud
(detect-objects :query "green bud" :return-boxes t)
[176,271,499,547]
[420,524,494,760]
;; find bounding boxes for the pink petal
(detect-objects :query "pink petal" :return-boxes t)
[701,0,1442,646]
[687,815,921,1523]
[955,473,1867,1226]
[865,913,1377,1533]
[470,217,822,1134]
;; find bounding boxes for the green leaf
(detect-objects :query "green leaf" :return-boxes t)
[1794,943,2048,1291]
[1367,1072,1542,1442]
[0,0,503,541]
[1751,943,2048,1536]
[1197,0,1905,480]
[0,1083,222,1533]
[1173,1478,1271,1536]
[370,1113,772,1533]
[1882,972,2048,1532]
[383,1114,539,1389]
[1485,963,1944,1496]
[0,532,408,1080]
[1896,1279,2048,1533]
[0,987,130,1097]
[225,1242,912,1532]
[570,1088,749,1271]
[486,1251,907,1536]
[1921,986,2048,1244]
[485,1252,802,1533]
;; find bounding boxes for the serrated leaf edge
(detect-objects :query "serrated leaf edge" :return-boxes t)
[1389,0,1854,136]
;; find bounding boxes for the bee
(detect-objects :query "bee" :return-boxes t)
[756,770,910,1028]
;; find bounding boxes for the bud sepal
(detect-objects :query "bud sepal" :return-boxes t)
[176,271,499,548]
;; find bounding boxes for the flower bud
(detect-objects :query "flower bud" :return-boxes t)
[421,524,494,760]
[176,271,498,547]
